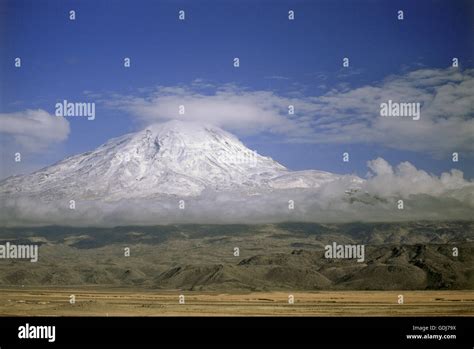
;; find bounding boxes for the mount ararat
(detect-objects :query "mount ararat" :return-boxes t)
[0,120,472,226]
[0,120,361,201]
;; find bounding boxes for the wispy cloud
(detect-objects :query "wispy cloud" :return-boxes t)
[264,75,291,80]
[304,67,474,156]
[0,109,70,151]
[103,83,311,137]
[102,68,474,157]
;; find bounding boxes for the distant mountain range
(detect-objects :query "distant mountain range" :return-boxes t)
[0,222,472,290]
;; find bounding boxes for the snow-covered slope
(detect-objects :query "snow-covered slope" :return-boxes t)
[0,120,361,202]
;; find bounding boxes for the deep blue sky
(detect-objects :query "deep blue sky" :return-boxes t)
[1,0,473,178]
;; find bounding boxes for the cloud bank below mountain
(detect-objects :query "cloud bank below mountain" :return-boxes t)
[1,157,472,226]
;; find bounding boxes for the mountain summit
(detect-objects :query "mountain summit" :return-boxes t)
[0,120,358,202]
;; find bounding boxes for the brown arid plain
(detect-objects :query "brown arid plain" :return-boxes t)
[0,288,472,316]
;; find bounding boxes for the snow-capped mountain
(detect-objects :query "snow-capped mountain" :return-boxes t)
[0,120,361,202]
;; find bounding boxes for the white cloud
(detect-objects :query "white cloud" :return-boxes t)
[305,68,474,155]
[363,157,473,200]
[104,68,474,156]
[1,157,472,226]
[0,109,70,151]
[105,83,308,137]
